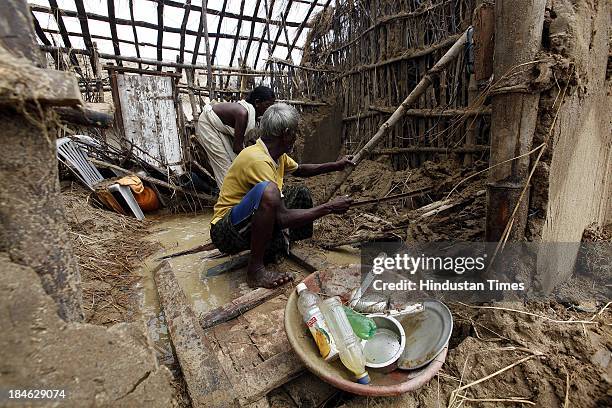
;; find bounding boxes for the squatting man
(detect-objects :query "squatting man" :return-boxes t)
[209,103,353,288]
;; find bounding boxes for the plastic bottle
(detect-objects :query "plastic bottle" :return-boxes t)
[319,297,370,384]
[296,283,338,361]
[343,306,377,340]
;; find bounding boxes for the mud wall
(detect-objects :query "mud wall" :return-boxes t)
[535,0,612,291]
[296,0,487,169]
[299,103,344,163]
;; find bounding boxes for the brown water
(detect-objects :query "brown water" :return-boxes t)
[136,211,251,367]
[135,211,360,367]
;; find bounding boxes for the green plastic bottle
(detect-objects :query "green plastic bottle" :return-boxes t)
[343,306,377,340]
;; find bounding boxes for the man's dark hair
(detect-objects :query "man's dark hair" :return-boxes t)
[245,86,275,105]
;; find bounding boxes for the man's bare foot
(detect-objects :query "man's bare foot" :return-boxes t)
[247,266,293,288]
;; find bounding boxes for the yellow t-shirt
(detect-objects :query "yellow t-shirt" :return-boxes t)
[211,139,299,224]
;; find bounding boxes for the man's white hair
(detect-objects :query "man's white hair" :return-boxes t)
[260,103,300,138]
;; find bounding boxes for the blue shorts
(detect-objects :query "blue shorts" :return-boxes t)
[229,181,271,225]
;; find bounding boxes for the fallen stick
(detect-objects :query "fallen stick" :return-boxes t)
[456,302,601,325]
[350,186,432,207]
[448,352,543,407]
[323,28,470,202]
[456,396,535,406]
[89,158,216,204]
[157,242,216,260]
[205,253,250,277]
[199,287,284,330]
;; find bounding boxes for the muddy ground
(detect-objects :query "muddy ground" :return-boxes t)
[62,182,159,325]
[60,172,610,408]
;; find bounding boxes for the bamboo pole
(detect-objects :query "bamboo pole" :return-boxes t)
[31,5,301,51]
[178,0,191,68]
[127,0,141,69]
[106,0,122,66]
[373,146,489,155]
[323,29,470,202]
[48,0,81,71]
[40,45,285,75]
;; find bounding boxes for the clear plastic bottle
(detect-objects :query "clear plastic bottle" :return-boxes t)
[319,297,370,384]
[296,283,338,361]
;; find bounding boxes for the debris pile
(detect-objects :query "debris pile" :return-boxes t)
[62,183,158,325]
[288,157,488,248]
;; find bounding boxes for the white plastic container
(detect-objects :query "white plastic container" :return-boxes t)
[296,283,338,361]
[319,296,370,384]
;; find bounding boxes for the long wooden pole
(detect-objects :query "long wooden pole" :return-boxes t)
[486,0,546,242]
[323,29,470,202]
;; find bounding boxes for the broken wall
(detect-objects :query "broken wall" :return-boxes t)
[298,102,344,163]
[0,254,176,407]
[535,0,612,291]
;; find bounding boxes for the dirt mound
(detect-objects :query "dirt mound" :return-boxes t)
[62,183,158,325]
[336,301,611,408]
[288,158,488,247]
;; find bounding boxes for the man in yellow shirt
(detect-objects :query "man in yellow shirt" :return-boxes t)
[210,103,353,288]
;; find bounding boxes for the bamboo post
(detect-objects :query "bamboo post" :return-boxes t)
[92,42,104,102]
[485,0,546,242]
[186,68,199,120]
[323,29,470,202]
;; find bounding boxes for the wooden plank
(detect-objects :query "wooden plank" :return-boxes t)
[34,10,302,52]
[199,287,283,330]
[30,10,57,66]
[285,0,326,59]
[74,0,95,69]
[103,64,182,77]
[107,0,122,66]
[42,44,294,74]
[268,0,295,59]
[373,146,490,155]
[474,2,495,82]
[155,0,305,28]
[154,261,236,407]
[254,0,276,69]
[209,295,304,406]
[288,247,329,273]
[205,253,250,277]
[192,0,215,99]
[54,102,114,128]
[116,74,185,174]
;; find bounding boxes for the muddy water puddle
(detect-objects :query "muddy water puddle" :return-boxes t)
[135,211,360,368]
[136,211,252,368]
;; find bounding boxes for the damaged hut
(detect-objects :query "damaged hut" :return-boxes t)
[0,0,610,407]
